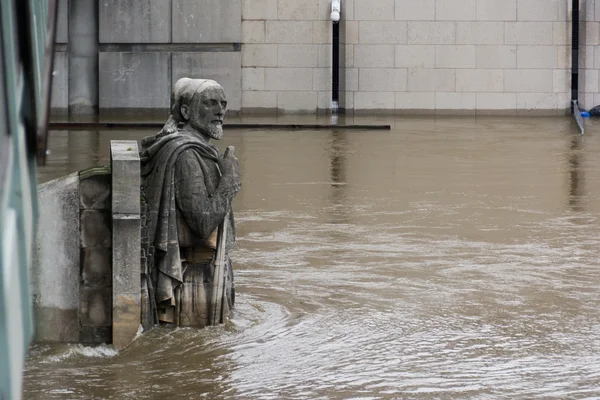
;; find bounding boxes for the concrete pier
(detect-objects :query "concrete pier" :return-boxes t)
[110,141,141,349]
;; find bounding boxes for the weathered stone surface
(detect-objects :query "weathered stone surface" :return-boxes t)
[79,287,112,327]
[79,326,111,344]
[68,0,98,114]
[99,0,170,43]
[112,217,141,295]
[111,140,141,348]
[56,0,69,44]
[33,173,80,342]
[51,52,69,112]
[80,210,111,249]
[113,294,141,349]
[172,0,241,43]
[80,172,111,210]
[33,307,79,342]
[99,52,170,109]
[81,248,112,287]
[172,52,242,111]
[111,141,140,215]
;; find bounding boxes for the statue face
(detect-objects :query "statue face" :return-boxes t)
[187,86,228,141]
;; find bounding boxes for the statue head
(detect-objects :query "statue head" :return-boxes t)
[172,78,227,142]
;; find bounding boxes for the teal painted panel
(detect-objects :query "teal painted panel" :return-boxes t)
[0,0,49,397]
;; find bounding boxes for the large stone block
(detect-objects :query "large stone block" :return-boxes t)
[516,46,557,69]
[99,0,170,43]
[80,173,111,210]
[51,52,68,110]
[517,93,558,111]
[354,92,395,110]
[265,68,313,91]
[99,52,170,109]
[456,69,504,92]
[504,69,553,92]
[278,0,319,20]
[277,45,319,67]
[395,92,435,109]
[241,90,277,109]
[242,44,278,67]
[407,68,455,92]
[436,92,476,110]
[353,45,395,68]
[456,22,504,44]
[553,69,569,93]
[81,248,112,288]
[476,45,517,69]
[265,21,313,44]
[552,22,569,45]
[242,68,265,90]
[80,287,112,327]
[477,0,517,21]
[407,22,456,44]
[112,217,141,349]
[80,210,112,249]
[34,307,79,343]
[581,69,600,93]
[243,21,265,43]
[172,52,242,112]
[476,93,517,110]
[359,68,407,91]
[436,0,476,21]
[504,22,553,45]
[172,0,241,43]
[111,141,140,215]
[313,21,331,44]
[33,173,80,342]
[517,0,558,22]
[56,0,68,43]
[354,0,394,20]
[112,217,141,297]
[435,45,476,68]
[80,326,111,344]
[312,68,331,90]
[395,45,435,68]
[359,21,407,44]
[242,0,277,20]
[395,0,434,21]
[277,91,318,111]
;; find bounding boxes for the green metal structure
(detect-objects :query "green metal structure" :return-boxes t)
[0,0,57,398]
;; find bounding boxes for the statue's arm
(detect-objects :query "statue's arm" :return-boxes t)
[174,150,231,240]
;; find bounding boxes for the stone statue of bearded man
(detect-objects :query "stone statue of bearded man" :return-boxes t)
[140,78,241,328]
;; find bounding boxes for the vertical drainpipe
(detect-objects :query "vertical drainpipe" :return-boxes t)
[331,0,341,118]
[571,0,579,114]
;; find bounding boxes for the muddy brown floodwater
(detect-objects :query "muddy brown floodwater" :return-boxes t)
[24,116,600,399]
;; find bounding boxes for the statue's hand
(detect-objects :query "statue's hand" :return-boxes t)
[219,146,241,195]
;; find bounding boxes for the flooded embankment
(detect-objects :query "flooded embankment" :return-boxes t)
[25,116,600,399]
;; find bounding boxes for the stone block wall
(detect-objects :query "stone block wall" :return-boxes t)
[51,0,600,114]
[241,0,600,114]
[33,168,113,344]
[79,169,113,344]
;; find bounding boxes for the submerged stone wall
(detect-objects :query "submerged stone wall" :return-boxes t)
[33,142,141,348]
[33,168,112,344]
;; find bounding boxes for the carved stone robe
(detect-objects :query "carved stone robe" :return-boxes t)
[140,130,235,324]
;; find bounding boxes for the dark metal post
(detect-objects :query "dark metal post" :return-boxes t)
[332,21,340,114]
[572,0,579,114]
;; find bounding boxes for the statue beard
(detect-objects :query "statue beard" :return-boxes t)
[207,123,223,140]
[189,119,223,141]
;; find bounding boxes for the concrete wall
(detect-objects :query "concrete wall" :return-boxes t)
[33,169,113,344]
[51,0,600,115]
